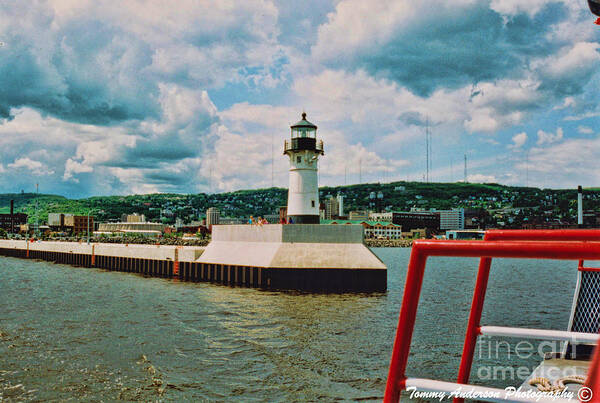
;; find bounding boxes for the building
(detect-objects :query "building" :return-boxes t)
[446,230,485,240]
[0,213,28,232]
[322,219,402,239]
[391,211,440,232]
[0,200,27,233]
[437,208,465,230]
[64,215,94,235]
[284,112,324,224]
[322,193,344,220]
[121,213,146,223]
[323,195,339,220]
[206,207,220,228]
[48,213,93,234]
[96,222,165,237]
[48,213,65,227]
[369,212,393,221]
[464,208,484,229]
[349,210,369,221]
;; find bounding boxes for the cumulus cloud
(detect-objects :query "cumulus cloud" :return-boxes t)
[0,1,598,196]
[509,132,528,149]
[0,1,284,195]
[536,127,564,145]
[564,111,600,121]
[517,134,600,187]
[62,84,219,191]
[534,42,600,97]
[8,157,54,176]
[312,0,576,97]
[0,0,283,123]
[307,0,598,136]
[293,68,543,135]
[553,97,576,110]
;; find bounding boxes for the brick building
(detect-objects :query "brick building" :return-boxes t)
[0,213,28,232]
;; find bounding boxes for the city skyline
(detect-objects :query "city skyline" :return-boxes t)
[0,1,599,198]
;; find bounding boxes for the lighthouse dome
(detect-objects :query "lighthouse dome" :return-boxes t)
[291,112,317,129]
[290,112,317,139]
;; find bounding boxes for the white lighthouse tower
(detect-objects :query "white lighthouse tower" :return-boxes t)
[284,112,324,224]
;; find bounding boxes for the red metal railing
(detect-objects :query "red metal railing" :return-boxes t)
[384,230,600,402]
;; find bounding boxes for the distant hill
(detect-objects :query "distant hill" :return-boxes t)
[0,181,597,225]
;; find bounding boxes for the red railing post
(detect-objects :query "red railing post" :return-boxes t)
[584,336,600,402]
[384,245,428,402]
[454,256,492,402]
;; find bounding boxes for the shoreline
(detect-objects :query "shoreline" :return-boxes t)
[0,237,412,248]
[365,239,413,248]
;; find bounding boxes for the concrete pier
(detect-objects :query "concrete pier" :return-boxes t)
[198,224,387,292]
[0,225,387,292]
[0,240,203,279]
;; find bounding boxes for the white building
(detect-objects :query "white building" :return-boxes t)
[95,222,165,237]
[369,212,393,221]
[122,213,146,223]
[206,207,220,228]
[284,112,324,224]
[323,219,402,239]
[48,213,62,226]
[322,193,345,220]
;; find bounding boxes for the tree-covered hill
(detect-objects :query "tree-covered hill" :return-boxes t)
[0,181,598,225]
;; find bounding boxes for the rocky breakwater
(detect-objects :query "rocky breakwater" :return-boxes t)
[365,239,413,248]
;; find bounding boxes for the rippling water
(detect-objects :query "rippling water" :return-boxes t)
[0,249,578,401]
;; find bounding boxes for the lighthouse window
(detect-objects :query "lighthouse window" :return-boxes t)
[311,200,315,208]
[297,156,302,163]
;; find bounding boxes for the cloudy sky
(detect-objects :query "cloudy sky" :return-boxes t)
[0,0,599,197]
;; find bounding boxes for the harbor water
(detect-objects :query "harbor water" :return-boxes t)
[0,248,576,401]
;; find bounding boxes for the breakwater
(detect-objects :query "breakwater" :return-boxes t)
[0,240,251,285]
[365,239,413,248]
[0,232,387,292]
[0,240,270,288]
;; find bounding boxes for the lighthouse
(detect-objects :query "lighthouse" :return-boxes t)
[197,111,386,292]
[284,112,324,224]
